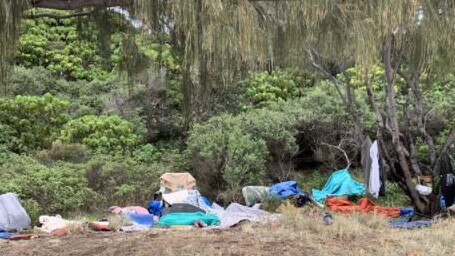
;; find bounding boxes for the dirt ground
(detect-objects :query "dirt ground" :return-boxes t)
[0,228,307,256]
[3,211,455,256]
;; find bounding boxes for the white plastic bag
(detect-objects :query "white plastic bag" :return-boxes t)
[416,184,432,196]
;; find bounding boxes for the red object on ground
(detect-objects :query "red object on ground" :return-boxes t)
[9,234,33,240]
[89,221,111,231]
[51,228,68,236]
[326,196,401,218]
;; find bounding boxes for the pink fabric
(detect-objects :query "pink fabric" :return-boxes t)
[110,206,149,214]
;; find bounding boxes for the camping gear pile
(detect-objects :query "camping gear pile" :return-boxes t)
[2,161,450,240]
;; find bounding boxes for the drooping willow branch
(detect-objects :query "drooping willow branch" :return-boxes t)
[23,11,92,20]
[29,0,133,10]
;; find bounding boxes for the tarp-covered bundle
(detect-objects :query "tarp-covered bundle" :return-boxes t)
[326,197,400,218]
[0,193,31,232]
[242,186,269,206]
[269,181,303,199]
[160,172,196,193]
[156,212,220,226]
[312,169,365,203]
[161,189,209,209]
[207,203,279,229]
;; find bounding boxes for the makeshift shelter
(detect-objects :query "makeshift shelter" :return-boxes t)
[0,193,31,232]
[159,172,196,193]
[312,169,365,203]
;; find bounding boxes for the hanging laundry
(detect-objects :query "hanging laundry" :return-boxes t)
[369,140,381,198]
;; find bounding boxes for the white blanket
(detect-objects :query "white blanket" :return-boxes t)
[206,203,280,229]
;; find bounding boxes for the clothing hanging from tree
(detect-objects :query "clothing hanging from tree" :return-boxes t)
[369,140,381,198]
[361,138,386,198]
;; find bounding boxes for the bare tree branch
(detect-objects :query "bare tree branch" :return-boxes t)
[321,140,351,170]
[398,68,436,166]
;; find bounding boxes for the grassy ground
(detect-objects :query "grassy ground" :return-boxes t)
[2,205,453,256]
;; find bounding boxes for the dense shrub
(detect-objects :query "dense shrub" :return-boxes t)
[15,13,121,80]
[187,84,352,201]
[188,119,268,201]
[0,94,70,152]
[36,142,91,166]
[0,146,185,215]
[6,66,57,96]
[83,154,170,206]
[59,115,144,152]
[241,69,316,106]
[0,154,97,215]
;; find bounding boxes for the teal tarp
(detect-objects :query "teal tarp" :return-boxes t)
[311,169,365,203]
[156,212,220,226]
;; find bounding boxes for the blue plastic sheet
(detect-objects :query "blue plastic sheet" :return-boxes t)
[311,169,366,203]
[201,196,211,207]
[147,200,163,216]
[127,213,154,226]
[389,220,432,229]
[269,181,303,199]
[0,232,11,240]
[400,208,414,217]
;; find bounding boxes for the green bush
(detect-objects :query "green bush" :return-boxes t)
[6,66,56,96]
[0,148,181,215]
[83,154,171,206]
[187,84,357,200]
[0,155,97,214]
[36,142,91,166]
[15,12,121,80]
[0,94,70,152]
[59,115,144,152]
[241,69,315,106]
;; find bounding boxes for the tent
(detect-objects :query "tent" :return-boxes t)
[159,172,196,193]
[0,193,31,232]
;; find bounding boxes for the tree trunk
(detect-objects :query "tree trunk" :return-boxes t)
[382,37,434,215]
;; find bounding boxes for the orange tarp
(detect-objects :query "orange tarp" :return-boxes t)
[326,196,401,218]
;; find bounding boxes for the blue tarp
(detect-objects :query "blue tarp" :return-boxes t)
[0,232,11,240]
[389,220,432,229]
[127,213,154,226]
[201,196,211,207]
[147,200,163,216]
[269,181,303,199]
[311,169,366,203]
